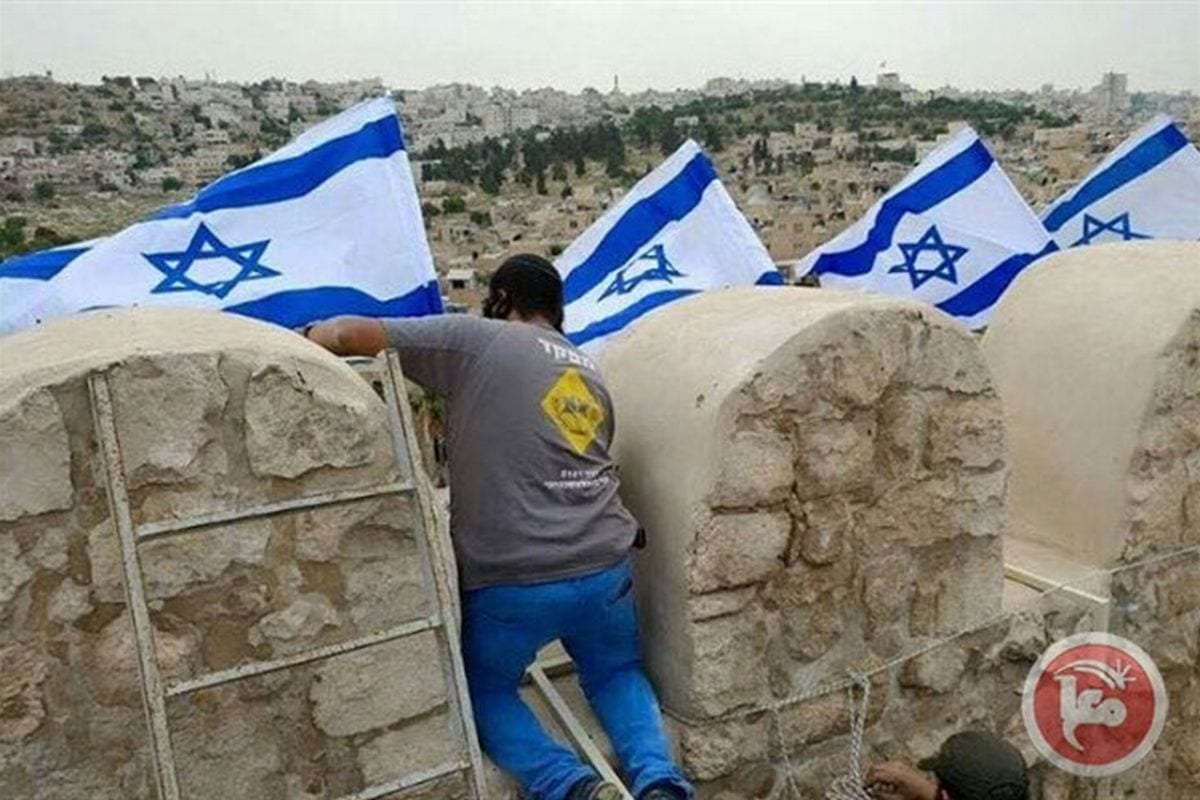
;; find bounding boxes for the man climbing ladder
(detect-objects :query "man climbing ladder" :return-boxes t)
[306,254,693,800]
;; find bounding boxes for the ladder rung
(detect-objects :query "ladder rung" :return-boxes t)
[334,760,469,800]
[136,482,413,541]
[164,615,440,698]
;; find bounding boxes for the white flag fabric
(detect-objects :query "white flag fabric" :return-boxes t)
[1042,115,1200,249]
[555,139,780,353]
[797,127,1056,329]
[0,98,441,336]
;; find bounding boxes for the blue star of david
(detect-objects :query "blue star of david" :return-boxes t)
[143,222,280,299]
[599,244,685,301]
[1072,212,1150,246]
[887,225,968,289]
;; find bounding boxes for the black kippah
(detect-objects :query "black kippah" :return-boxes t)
[491,253,562,289]
[486,253,565,331]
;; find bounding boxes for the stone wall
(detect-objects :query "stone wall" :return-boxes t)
[599,287,1012,795]
[984,241,1200,797]
[600,280,1196,799]
[0,308,469,800]
[983,241,1200,564]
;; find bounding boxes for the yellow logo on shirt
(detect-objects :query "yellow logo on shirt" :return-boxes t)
[541,368,605,455]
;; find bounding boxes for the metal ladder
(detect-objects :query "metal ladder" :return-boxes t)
[87,349,486,800]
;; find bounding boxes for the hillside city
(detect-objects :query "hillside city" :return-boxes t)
[1,70,1196,309]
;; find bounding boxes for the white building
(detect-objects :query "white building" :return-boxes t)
[0,136,37,157]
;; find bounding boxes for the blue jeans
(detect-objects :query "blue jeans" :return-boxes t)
[462,558,693,800]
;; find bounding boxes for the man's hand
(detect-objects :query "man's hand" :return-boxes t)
[865,762,939,800]
[304,318,388,357]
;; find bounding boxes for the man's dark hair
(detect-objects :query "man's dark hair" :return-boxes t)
[483,253,565,332]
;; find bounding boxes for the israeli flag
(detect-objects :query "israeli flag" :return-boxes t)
[555,139,781,352]
[798,127,1056,329]
[1042,115,1200,248]
[0,98,441,336]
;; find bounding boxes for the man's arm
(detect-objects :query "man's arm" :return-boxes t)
[306,318,388,357]
[865,763,938,800]
[306,315,501,395]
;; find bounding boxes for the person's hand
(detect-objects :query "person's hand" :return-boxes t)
[300,318,387,357]
[865,762,939,800]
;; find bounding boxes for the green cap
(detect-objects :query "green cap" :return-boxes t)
[916,731,1029,800]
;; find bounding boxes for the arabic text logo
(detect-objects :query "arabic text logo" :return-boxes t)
[1022,632,1167,777]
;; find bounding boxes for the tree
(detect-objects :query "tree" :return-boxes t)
[0,216,27,258]
[657,125,684,156]
[551,162,567,182]
[560,184,574,199]
[34,182,56,201]
[441,195,466,214]
[604,155,625,178]
[573,154,586,177]
[421,201,441,218]
[81,121,109,142]
[31,225,67,249]
[535,170,548,195]
[161,176,183,192]
[480,165,503,195]
[226,153,254,170]
[702,121,725,153]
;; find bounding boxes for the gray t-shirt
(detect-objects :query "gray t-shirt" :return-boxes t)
[383,316,637,590]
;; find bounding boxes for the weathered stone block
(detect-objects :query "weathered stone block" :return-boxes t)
[900,644,968,693]
[244,362,382,479]
[0,644,47,742]
[310,634,446,737]
[927,394,1004,469]
[109,354,228,487]
[691,512,789,592]
[0,389,73,521]
[689,587,757,622]
[709,430,793,508]
[138,519,272,600]
[690,611,769,717]
[48,578,93,624]
[252,592,339,645]
[674,717,768,781]
[0,533,32,608]
[790,495,851,566]
[793,413,875,499]
[357,713,458,784]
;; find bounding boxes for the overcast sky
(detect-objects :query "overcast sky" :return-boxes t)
[2,1,1198,94]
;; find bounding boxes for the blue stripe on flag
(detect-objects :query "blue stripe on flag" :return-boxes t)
[153,114,406,221]
[563,153,718,303]
[224,280,443,328]
[568,288,699,346]
[936,240,1058,318]
[755,270,785,285]
[812,139,994,277]
[0,246,92,281]
[1043,123,1189,232]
